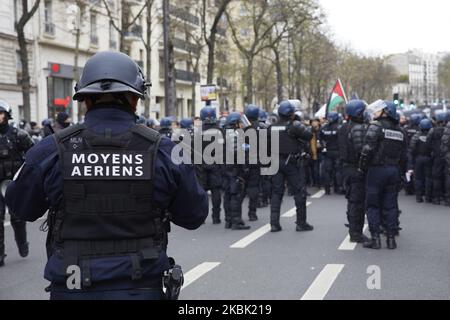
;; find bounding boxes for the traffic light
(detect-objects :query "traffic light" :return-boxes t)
[393,93,399,105]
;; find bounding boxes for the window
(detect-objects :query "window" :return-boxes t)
[109,22,116,49]
[44,0,54,35]
[90,13,98,45]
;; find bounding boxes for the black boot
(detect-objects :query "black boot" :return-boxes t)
[416,196,424,203]
[212,218,222,225]
[231,222,251,230]
[0,254,5,267]
[350,233,370,243]
[363,234,381,249]
[18,242,29,258]
[325,186,331,195]
[270,224,282,232]
[248,214,258,222]
[387,235,397,250]
[296,222,314,232]
[225,221,232,229]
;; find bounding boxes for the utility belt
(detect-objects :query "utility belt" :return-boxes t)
[55,237,164,288]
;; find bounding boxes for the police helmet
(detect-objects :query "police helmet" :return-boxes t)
[447,110,450,122]
[435,112,447,123]
[180,118,194,129]
[160,117,172,128]
[245,105,260,121]
[200,107,217,123]
[419,118,433,131]
[410,113,423,126]
[345,100,366,119]
[383,101,398,121]
[226,112,242,127]
[278,101,296,118]
[327,112,339,123]
[0,100,12,120]
[259,110,268,122]
[136,115,147,125]
[73,51,149,102]
[146,118,156,128]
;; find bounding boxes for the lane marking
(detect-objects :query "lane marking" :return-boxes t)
[230,224,271,249]
[311,190,325,199]
[231,202,313,249]
[282,202,312,218]
[301,264,345,300]
[182,262,221,290]
[338,225,369,251]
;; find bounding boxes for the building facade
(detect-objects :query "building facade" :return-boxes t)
[0,0,231,123]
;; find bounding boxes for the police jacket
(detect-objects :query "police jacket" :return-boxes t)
[5,107,208,291]
[271,118,312,157]
[410,131,431,158]
[441,123,450,168]
[362,118,407,170]
[427,126,446,159]
[320,122,340,158]
[0,124,34,181]
[338,120,367,166]
[404,124,419,145]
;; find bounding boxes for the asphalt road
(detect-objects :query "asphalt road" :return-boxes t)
[1,189,449,300]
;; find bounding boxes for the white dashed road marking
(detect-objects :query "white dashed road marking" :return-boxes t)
[301,264,345,300]
[311,190,326,199]
[182,262,221,290]
[338,225,369,251]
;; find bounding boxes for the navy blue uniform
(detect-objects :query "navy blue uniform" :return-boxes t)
[441,123,450,206]
[320,122,342,194]
[5,108,208,299]
[361,118,407,236]
[409,130,432,202]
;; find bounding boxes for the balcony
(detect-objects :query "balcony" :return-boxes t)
[217,77,228,88]
[173,38,199,52]
[124,24,142,42]
[175,69,200,83]
[44,22,55,36]
[169,5,200,26]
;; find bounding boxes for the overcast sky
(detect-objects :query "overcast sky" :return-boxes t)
[319,0,450,56]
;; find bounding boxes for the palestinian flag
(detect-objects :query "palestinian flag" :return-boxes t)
[326,79,347,116]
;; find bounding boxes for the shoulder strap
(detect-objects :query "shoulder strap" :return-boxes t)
[130,125,161,143]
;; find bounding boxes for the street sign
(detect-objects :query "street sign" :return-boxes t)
[201,85,217,101]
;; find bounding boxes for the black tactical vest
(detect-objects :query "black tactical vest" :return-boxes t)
[346,122,367,165]
[429,127,445,157]
[373,121,405,165]
[414,132,430,156]
[0,127,25,180]
[271,121,300,156]
[52,124,164,286]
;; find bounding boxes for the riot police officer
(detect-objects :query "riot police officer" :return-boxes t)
[222,112,251,230]
[5,51,208,299]
[320,112,342,195]
[270,101,314,232]
[410,118,433,203]
[403,113,422,195]
[338,100,370,243]
[441,111,450,207]
[159,117,173,139]
[196,107,223,224]
[0,100,34,267]
[359,101,407,250]
[427,112,448,205]
[257,110,271,208]
[243,105,262,221]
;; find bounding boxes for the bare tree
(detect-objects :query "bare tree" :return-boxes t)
[226,0,289,105]
[103,0,146,53]
[16,0,41,121]
[201,0,232,84]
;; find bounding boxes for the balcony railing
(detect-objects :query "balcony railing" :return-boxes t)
[124,24,142,40]
[173,38,199,53]
[44,22,55,36]
[175,69,200,83]
[169,5,200,26]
